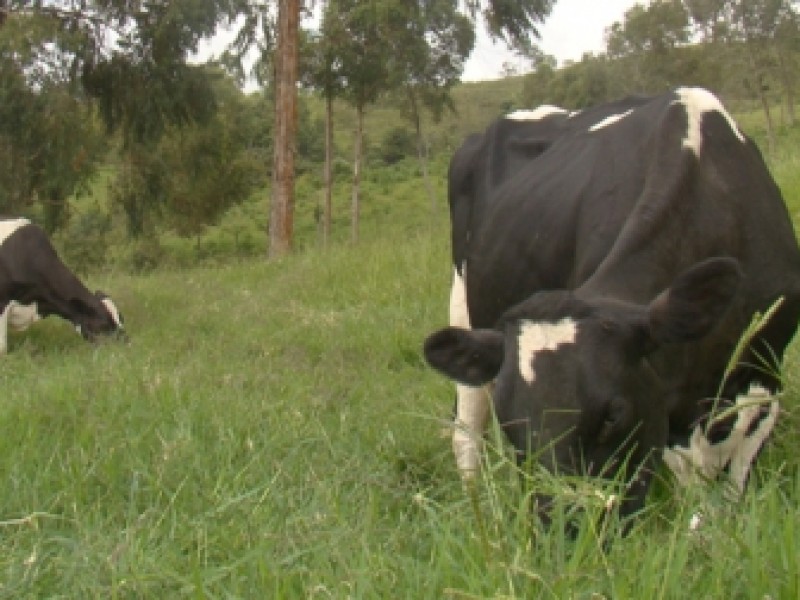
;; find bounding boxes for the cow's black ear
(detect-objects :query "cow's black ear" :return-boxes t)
[423,327,505,386]
[647,257,742,344]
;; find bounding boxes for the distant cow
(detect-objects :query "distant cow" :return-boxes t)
[424,88,800,519]
[0,217,125,353]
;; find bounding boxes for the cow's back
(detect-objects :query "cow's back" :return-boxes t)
[450,91,800,333]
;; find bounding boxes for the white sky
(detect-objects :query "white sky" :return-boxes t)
[464,0,642,81]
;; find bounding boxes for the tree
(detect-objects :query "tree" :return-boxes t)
[305,0,347,247]
[159,74,266,239]
[464,0,555,54]
[0,7,106,231]
[385,0,474,215]
[774,4,799,124]
[330,1,390,243]
[605,0,690,92]
[2,1,263,236]
[269,0,300,257]
[683,0,799,149]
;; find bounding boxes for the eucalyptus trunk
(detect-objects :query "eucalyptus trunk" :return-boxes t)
[351,104,364,244]
[269,0,299,258]
[323,92,333,246]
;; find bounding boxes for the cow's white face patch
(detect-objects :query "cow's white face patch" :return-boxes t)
[662,383,778,495]
[8,301,41,331]
[517,319,578,384]
[588,109,634,132]
[101,297,124,329]
[506,105,567,122]
[0,218,30,246]
[674,87,744,156]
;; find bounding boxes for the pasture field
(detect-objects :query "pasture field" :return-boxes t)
[2,113,800,598]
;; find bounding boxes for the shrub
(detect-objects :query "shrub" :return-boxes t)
[53,207,112,276]
[380,126,417,165]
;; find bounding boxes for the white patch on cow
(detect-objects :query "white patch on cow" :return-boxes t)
[0,218,31,246]
[517,319,578,384]
[505,105,567,122]
[727,386,779,494]
[588,109,634,132]
[8,301,41,331]
[101,297,124,329]
[674,87,745,156]
[662,384,778,496]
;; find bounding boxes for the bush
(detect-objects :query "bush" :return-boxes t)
[53,207,112,276]
[117,236,165,273]
[380,127,417,165]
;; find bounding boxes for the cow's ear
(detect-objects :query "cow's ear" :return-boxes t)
[647,257,742,344]
[424,327,505,386]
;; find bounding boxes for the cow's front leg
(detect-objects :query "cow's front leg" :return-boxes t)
[453,382,490,476]
[0,303,10,354]
[447,264,492,476]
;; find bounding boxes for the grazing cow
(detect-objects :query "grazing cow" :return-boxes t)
[424,88,800,519]
[0,217,125,353]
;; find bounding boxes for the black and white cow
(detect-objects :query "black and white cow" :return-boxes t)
[0,217,125,353]
[424,88,800,518]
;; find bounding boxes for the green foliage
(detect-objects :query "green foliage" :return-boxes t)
[1,210,799,596]
[82,58,218,146]
[0,12,106,230]
[516,0,799,118]
[108,145,170,238]
[115,235,166,273]
[380,126,417,164]
[52,206,112,276]
[384,0,475,122]
[158,97,266,236]
[464,0,555,54]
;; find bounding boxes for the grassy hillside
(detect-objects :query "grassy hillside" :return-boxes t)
[2,95,800,597]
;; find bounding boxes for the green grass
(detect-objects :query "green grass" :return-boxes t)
[3,99,800,598]
[3,221,800,597]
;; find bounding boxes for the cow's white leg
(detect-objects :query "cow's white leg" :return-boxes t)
[449,265,490,476]
[0,303,10,354]
[453,384,490,476]
[662,384,779,496]
[727,387,779,495]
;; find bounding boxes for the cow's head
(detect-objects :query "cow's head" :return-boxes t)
[73,291,127,342]
[424,257,742,517]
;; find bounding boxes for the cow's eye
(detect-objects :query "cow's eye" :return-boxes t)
[597,397,628,444]
[597,418,616,444]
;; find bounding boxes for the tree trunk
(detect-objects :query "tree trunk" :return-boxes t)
[744,40,776,154]
[269,0,299,258]
[408,88,436,219]
[323,92,333,246]
[758,87,776,154]
[351,104,364,244]
[776,49,796,126]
